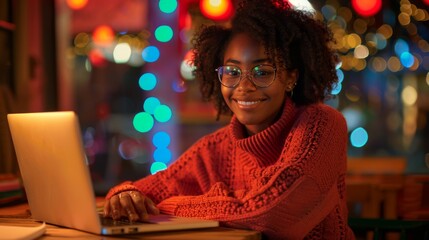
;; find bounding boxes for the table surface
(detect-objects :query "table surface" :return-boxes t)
[0,202,261,240]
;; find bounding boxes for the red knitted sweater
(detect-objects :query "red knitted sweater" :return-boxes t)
[106,99,355,239]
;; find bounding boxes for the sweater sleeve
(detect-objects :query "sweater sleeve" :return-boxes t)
[154,105,349,239]
[108,131,227,204]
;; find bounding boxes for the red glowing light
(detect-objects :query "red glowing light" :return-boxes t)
[424,0,429,5]
[200,0,234,21]
[352,0,382,17]
[88,49,106,67]
[66,0,88,10]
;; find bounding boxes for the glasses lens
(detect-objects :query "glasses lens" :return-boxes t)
[252,65,276,87]
[218,66,241,87]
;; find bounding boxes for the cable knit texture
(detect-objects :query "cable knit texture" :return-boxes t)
[106,98,355,239]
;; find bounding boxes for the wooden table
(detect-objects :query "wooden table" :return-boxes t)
[0,202,261,240]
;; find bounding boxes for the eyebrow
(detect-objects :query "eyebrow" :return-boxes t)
[224,58,272,65]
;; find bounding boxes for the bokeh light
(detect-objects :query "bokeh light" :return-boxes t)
[92,25,115,46]
[342,108,364,131]
[66,0,88,10]
[142,46,160,62]
[172,80,187,93]
[150,162,167,174]
[88,49,106,67]
[143,97,161,114]
[133,112,154,133]
[118,139,147,160]
[394,39,409,56]
[331,83,342,95]
[200,0,234,21]
[159,0,178,14]
[351,0,382,17]
[154,148,172,163]
[401,86,418,106]
[155,25,174,43]
[139,73,157,91]
[400,52,414,68]
[113,43,131,64]
[350,127,369,148]
[153,131,171,148]
[154,105,172,122]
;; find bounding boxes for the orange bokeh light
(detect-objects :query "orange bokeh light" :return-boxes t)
[66,0,88,10]
[92,25,115,46]
[200,0,233,21]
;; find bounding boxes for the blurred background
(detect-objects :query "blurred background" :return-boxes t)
[1,0,429,231]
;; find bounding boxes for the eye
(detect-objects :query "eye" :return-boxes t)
[224,67,241,77]
[253,66,275,78]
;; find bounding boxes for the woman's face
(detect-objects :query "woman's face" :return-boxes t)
[221,33,297,136]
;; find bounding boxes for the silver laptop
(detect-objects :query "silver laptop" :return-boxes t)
[7,111,219,235]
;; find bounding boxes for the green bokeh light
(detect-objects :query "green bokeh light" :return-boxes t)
[154,105,172,122]
[159,0,177,14]
[155,25,174,43]
[150,162,167,174]
[133,112,154,133]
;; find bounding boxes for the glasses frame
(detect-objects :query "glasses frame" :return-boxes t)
[215,64,277,88]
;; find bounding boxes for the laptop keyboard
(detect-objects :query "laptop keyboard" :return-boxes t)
[99,215,151,226]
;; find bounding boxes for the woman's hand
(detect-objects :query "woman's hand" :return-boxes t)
[104,190,160,222]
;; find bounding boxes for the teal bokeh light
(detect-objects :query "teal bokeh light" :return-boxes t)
[159,0,177,14]
[142,46,160,63]
[155,25,174,43]
[139,73,157,91]
[350,127,369,148]
[336,69,344,83]
[143,97,161,114]
[154,105,172,122]
[133,112,154,133]
[150,162,167,174]
[153,131,171,148]
[331,83,342,95]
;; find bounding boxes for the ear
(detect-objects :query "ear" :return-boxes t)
[287,69,299,90]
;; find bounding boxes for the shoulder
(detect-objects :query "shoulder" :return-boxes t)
[298,103,345,122]
[296,102,347,132]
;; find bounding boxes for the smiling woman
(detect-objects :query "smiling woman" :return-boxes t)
[103,0,355,239]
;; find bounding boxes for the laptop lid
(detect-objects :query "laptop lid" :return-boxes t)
[7,111,103,234]
[7,111,219,235]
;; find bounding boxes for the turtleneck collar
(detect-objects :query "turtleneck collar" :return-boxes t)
[229,97,298,167]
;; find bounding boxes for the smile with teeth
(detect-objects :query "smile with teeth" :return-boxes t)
[237,100,261,106]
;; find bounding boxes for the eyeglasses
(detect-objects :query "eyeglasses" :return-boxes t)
[215,65,277,88]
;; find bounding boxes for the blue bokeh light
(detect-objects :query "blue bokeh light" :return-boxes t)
[394,39,409,56]
[142,46,160,62]
[153,148,172,163]
[400,52,414,68]
[153,131,171,148]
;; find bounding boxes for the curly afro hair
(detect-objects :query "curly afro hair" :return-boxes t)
[191,0,340,119]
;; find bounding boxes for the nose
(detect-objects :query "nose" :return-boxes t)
[237,72,257,90]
